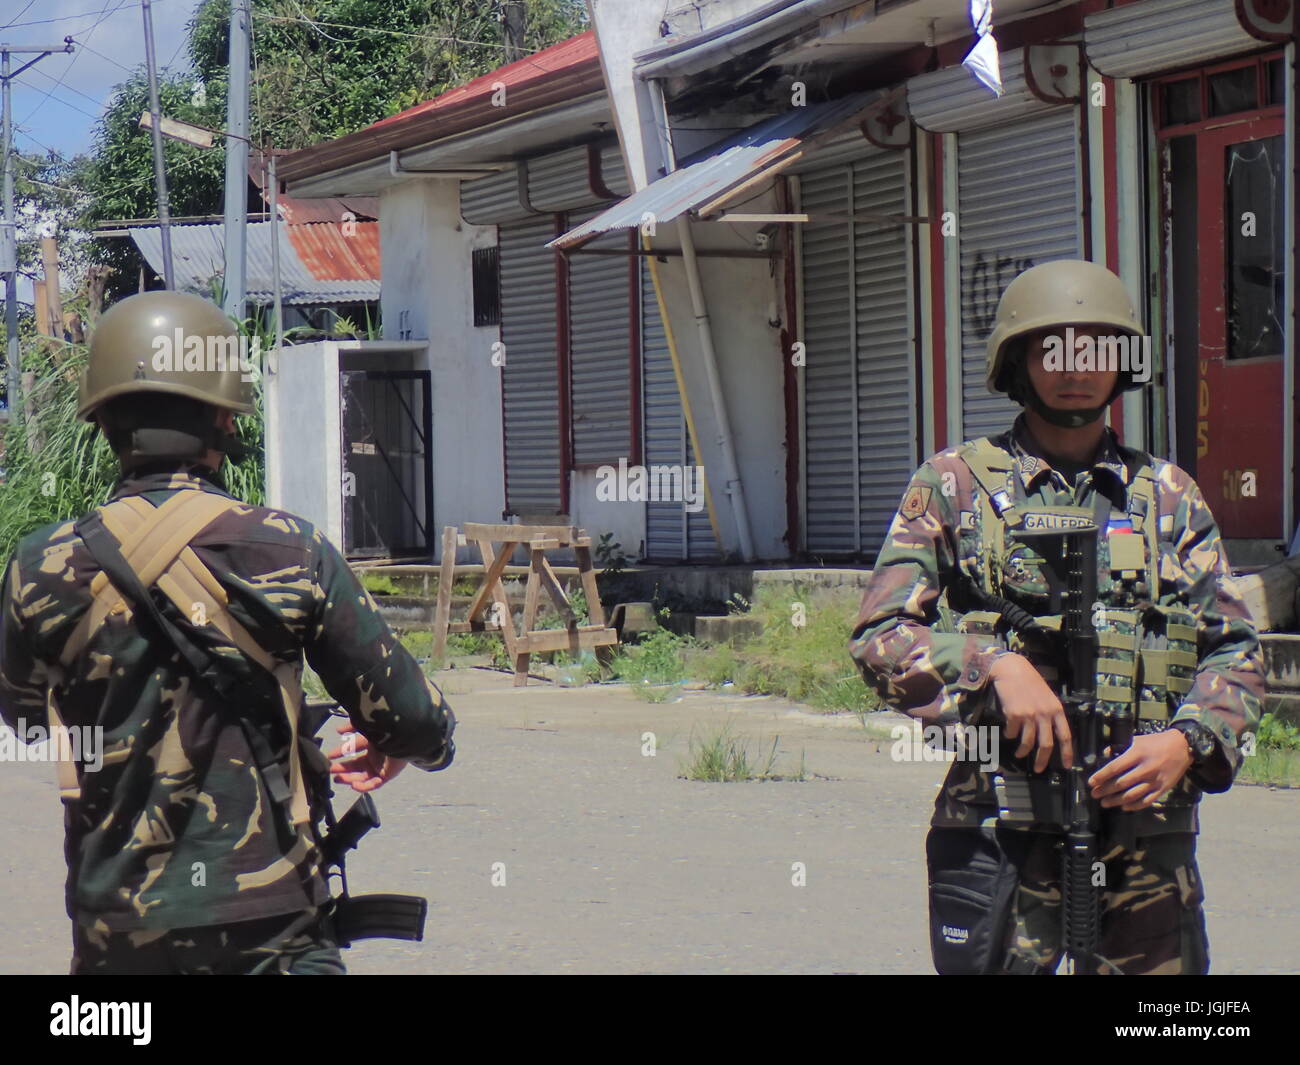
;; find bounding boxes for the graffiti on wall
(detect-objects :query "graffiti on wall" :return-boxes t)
[965,252,1036,334]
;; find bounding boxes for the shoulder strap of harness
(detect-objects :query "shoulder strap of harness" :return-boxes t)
[1117,444,1161,600]
[54,491,311,835]
[955,437,1020,597]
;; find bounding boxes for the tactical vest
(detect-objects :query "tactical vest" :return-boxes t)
[952,437,1198,732]
[45,490,315,834]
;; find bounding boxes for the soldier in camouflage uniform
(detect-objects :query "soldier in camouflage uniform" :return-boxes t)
[0,291,455,974]
[849,260,1263,975]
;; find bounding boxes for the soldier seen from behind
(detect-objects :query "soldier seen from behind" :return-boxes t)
[850,260,1263,974]
[0,291,455,974]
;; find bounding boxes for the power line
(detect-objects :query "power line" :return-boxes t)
[2,0,174,32]
[73,37,137,76]
[19,0,130,127]
[2,1,39,31]
[253,12,505,51]
[12,77,102,122]
[21,66,110,113]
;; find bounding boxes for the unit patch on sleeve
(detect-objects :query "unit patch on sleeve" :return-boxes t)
[900,485,932,520]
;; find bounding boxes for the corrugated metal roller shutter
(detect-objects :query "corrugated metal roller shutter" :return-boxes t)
[799,146,914,557]
[908,48,1053,133]
[957,108,1082,442]
[500,217,563,512]
[568,207,632,465]
[599,143,631,197]
[528,148,600,212]
[461,165,532,225]
[641,260,717,561]
[852,155,914,554]
[1085,0,1260,79]
[800,167,857,554]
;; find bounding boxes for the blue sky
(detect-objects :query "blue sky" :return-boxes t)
[3,0,194,162]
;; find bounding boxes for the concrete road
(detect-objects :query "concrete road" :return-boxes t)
[1,666,1296,974]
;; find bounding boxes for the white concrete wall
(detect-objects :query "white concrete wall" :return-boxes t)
[569,469,645,561]
[265,340,343,547]
[380,180,506,561]
[648,186,791,560]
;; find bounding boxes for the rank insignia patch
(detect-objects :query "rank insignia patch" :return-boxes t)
[900,485,932,520]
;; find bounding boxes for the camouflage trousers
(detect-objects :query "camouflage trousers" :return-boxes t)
[70,908,346,975]
[1004,830,1209,975]
[928,826,1209,975]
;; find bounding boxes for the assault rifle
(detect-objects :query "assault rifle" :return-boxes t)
[976,505,1131,975]
[304,699,428,946]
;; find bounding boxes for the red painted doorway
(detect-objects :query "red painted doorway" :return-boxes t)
[1157,54,1287,541]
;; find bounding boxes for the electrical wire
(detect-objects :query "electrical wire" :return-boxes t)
[2,0,39,31]
[1,1,171,32]
[252,12,504,51]
[18,0,132,127]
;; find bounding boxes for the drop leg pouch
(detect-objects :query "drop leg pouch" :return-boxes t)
[926,824,1025,974]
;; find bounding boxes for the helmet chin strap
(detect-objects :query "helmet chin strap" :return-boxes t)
[1010,358,1118,428]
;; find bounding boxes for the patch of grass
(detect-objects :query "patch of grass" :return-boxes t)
[679,725,806,782]
[1239,712,1300,786]
[362,571,399,596]
[609,623,690,686]
[684,584,879,714]
[400,630,433,659]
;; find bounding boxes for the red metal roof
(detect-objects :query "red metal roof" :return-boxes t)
[286,221,381,282]
[369,30,598,130]
[278,31,605,185]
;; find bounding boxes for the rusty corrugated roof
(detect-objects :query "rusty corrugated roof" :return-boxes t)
[287,221,381,281]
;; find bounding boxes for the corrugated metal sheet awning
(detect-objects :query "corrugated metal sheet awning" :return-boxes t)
[129,220,380,305]
[1084,0,1261,80]
[548,91,878,250]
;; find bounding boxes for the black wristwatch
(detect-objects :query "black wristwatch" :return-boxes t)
[1169,721,1218,768]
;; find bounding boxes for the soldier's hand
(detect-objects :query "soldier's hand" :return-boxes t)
[328,721,408,792]
[1088,731,1193,810]
[988,653,1074,773]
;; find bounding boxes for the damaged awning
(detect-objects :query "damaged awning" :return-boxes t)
[548,91,883,251]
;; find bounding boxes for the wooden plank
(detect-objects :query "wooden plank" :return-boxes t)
[538,556,575,621]
[464,539,518,623]
[478,540,519,657]
[463,522,577,543]
[521,551,544,634]
[513,651,531,687]
[574,544,607,627]
[430,525,457,661]
[513,627,618,654]
[527,539,562,550]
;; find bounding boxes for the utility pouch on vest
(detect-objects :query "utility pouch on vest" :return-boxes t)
[1136,603,1198,725]
[926,825,1026,974]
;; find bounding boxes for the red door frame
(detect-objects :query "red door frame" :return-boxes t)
[1152,51,1287,540]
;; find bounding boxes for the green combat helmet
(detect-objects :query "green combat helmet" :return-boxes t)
[79,290,254,465]
[985,259,1145,428]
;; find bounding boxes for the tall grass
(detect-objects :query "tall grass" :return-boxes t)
[0,313,267,564]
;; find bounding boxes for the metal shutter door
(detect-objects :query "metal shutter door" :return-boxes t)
[641,260,717,561]
[800,167,857,554]
[500,217,562,512]
[568,208,632,465]
[957,108,1081,442]
[800,147,913,557]
[852,153,914,555]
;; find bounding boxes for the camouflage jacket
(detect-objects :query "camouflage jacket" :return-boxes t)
[849,414,1264,836]
[0,465,454,932]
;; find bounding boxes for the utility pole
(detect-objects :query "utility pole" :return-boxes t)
[140,0,174,289]
[39,227,63,340]
[502,2,527,63]
[1,38,73,420]
[222,0,251,321]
